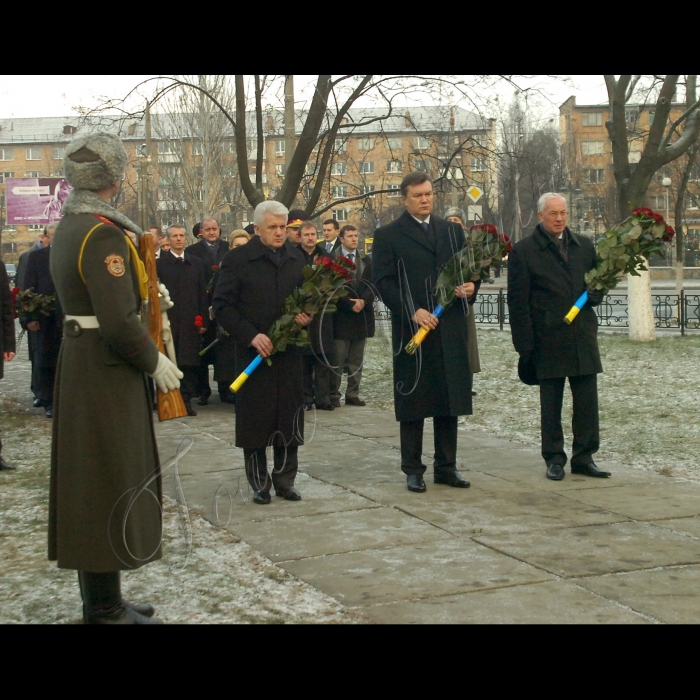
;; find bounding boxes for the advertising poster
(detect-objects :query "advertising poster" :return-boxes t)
[6,177,72,225]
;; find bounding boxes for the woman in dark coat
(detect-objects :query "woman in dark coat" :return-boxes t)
[213,202,311,505]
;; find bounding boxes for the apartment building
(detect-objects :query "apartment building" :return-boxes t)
[559,96,700,264]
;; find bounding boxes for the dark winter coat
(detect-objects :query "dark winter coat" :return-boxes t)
[185,236,231,365]
[49,213,161,571]
[23,245,63,369]
[213,237,306,449]
[373,210,475,421]
[16,242,41,290]
[0,262,16,381]
[333,248,375,341]
[157,251,208,368]
[507,224,602,380]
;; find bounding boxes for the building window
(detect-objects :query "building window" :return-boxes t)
[332,185,348,199]
[386,137,402,151]
[387,160,403,174]
[581,112,603,127]
[305,161,318,175]
[625,108,639,126]
[414,136,430,150]
[470,158,486,172]
[157,142,173,154]
[0,172,14,183]
[157,188,172,201]
[334,139,347,154]
[52,147,65,160]
[648,111,655,125]
[415,159,429,172]
[192,140,203,156]
[333,208,349,221]
[28,224,44,231]
[583,168,605,184]
[275,163,286,176]
[0,148,14,161]
[196,189,205,202]
[358,137,375,151]
[25,171,41,178]
[359,161,375,174]
[25,148,42,161]
[331,162,348,175]
[649,195,666,210]
[581,141,605,156]
[51,170,63,177]
[221,141,236,154]
[387,184,401,197]
[360,185,376,198]
[470,134,487,147]
[2,242,18,254]
[275,140,285,156]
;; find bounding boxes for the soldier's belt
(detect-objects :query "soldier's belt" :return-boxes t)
[65,314,100,329]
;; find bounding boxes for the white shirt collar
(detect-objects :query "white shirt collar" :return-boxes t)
[170,250,185,260]
[411,214,431,226]
[341,246,357,258]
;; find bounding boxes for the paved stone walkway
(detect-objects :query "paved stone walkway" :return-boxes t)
[5,343,700,624]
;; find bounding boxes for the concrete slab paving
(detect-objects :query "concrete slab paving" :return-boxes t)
[228,506,447,563]
[280,538,555,606]
[475,521,700,577]
[360,580,650,624]
[572,565,700,624]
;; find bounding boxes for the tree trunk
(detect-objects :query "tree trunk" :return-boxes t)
[627,272,656,341]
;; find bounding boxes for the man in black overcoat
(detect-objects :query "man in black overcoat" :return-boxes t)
[23,224,62,417]
[330,224,375,407]
[157,224,208,416]
[213,201,312,505]
[508,192,609,481]
[373,172,477,493]
[185,216,230,404]
[0,260,17,470]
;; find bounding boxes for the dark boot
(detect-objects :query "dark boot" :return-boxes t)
[78,571,154,618]
[79,571,162,624]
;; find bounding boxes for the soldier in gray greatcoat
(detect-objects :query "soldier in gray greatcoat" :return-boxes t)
[49,133,182,624]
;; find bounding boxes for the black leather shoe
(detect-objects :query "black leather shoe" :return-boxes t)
[123,599,155,617]
[85,602,162,625]
[33,398,42,408]
[0,457,16,470]
[197,397,209,406]
[253,491,271,505]
[571,462,611,478]
[275,487,302,501]
[345,396,366,406]
[186,403,197,417]
[434,470,470,488]
[45,408,53,418]
[407,474,427,493]
[316,403,334,411]
[546,463,565,480]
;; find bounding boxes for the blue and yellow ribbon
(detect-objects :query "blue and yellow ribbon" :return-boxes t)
[405,305,444,354]
[563,291,589,325]
[230,354,263,393]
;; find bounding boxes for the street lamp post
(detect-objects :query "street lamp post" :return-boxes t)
[662,176,672,265]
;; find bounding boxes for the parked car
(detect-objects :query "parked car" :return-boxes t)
[5,264,16,285]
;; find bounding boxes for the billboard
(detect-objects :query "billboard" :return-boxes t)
[6,177,72,225]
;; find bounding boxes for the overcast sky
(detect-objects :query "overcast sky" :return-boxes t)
[0,75,610,121]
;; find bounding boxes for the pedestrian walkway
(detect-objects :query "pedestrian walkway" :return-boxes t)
[155,398,700,624]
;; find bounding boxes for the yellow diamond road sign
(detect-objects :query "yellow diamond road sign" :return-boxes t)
[466,185,483,203]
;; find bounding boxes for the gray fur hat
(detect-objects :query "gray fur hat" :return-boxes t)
[444,207,467,224]
[63,132,127,191]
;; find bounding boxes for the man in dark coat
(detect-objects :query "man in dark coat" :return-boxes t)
[322,219,342,255]
[185,217,230,404]
[298,222,329,409]
[213,201,311,505]
[50,132,182,624]
[508,192,608,481]
[373,172,477,493]
[158,224,209,416]
[330,224,375,407]
[0,260,17,470]
[23,224,62,417]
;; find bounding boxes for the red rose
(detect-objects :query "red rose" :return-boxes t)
[317,256,332,268]
[662,225,676,242]
[633,207,653,218]
[498,233,513,253]
[652,212,664,222]
[211,264,219,271]
[337,255,356,270]
[195,315,204,328]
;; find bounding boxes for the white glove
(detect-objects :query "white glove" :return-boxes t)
[149,352,183,393]
[158,282,174,310]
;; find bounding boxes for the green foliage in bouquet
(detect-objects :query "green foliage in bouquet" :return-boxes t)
[585,207,676,294]
[16,288,56,321]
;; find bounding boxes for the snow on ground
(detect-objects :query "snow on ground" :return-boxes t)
[363,326,700,478]
[0,397,362,624]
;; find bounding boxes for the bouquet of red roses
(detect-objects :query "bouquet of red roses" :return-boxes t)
[231,255,354,391]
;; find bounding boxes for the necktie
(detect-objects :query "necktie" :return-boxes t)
[328,242,334,253]
[420,221,429,234]
[348,253,354,261]
[176,257,184,264]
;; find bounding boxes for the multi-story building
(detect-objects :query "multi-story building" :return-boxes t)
[1,105,497,262]
[559,96,700,265]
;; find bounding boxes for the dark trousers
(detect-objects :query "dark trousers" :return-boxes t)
[243,445,298,494]
[36,366,55,409]
[540,373,599,467]
[302,354,315,404]
[312,351,336,407]
[400,416,458,477]
[194,364,211,399]
[180,366,199,404]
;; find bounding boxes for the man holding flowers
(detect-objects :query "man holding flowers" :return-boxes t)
[508,192,609,481]
[213,201,312,505]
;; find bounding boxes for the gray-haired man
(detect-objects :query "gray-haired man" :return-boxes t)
[213,201,312,505]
